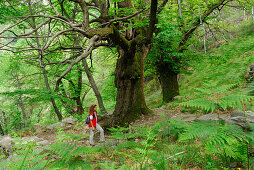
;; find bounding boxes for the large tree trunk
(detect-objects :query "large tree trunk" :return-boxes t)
[109,45,151,126]
[82,58,107,114]
[157,63,179,102]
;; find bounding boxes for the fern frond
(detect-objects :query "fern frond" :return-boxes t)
[217,95,253,110]
[178,121,220,142]
[180,98,217,112]
[194,88,213,95]
[214,83,238,93]
[70,146,100,157]
[48,142,76,163]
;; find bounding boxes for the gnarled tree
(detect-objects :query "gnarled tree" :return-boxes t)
[0,0,167,126]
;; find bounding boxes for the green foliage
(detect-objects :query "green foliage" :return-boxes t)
[0,141,52,169]
[180,81,253,112]
[147,11,183,73]
[48,142,97,168]
[179,121,252,164]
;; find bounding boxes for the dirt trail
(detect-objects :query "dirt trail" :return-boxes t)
[31,107,199,146]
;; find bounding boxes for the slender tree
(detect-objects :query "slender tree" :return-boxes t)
[27,0,63,120]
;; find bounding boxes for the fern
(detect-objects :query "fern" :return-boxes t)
[180,98,217,112]
[178,121,220,142]
[217,95,253,110]
[48,142,99,160]
[180,81,253,112]
[178,121,251,164]
[0,141,52,169]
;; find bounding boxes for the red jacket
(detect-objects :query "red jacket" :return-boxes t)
[88,111,98,127]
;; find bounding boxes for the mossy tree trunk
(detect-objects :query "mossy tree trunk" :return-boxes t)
[157,63,179,102]
[109,43,151,126]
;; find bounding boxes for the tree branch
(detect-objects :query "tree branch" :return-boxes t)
[55,35,99,91]
[179,0,232,50]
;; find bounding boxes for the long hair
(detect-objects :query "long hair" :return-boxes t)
[89,104,97,114]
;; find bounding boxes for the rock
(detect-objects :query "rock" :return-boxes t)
[0,136,14,151]
[230,110,254,124]
[245,64,254,83]
[246,110,254,121]
[195,113,229,122]
[231,110,244,117]
[21,136,44,143]
[171,114,197,122]
[37,140,51,146]
[46,122,64,130]
[62,117,78,125]
[226,116,251,131]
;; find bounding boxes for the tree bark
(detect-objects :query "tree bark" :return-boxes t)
[157,63,179,102]
[82,58,107,114]
[107,44,151,127]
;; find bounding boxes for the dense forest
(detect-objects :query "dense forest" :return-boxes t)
[0,0,254,169]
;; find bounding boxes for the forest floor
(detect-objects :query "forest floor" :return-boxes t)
[32,107,180,146]
[33,106,231,148]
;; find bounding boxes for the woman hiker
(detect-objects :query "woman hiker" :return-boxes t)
[88,104,105,146]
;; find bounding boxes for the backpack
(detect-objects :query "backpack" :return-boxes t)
[85,113,94,124]
[85,116,90,124]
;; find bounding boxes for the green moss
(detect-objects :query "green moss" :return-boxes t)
[86,27,113,39]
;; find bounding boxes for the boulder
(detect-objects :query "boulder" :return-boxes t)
[231,110,244,117]
[21,136,44,143]
[171,114,197,122]
[226,116,251,131]
[0,136,14,151]
[62,117,78,125]
[195,113,229,122]
[230,110,254,123]
[245,110,254,122]
[46,122,64,130]
[231,110,254,123]
[37,140,51,146]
